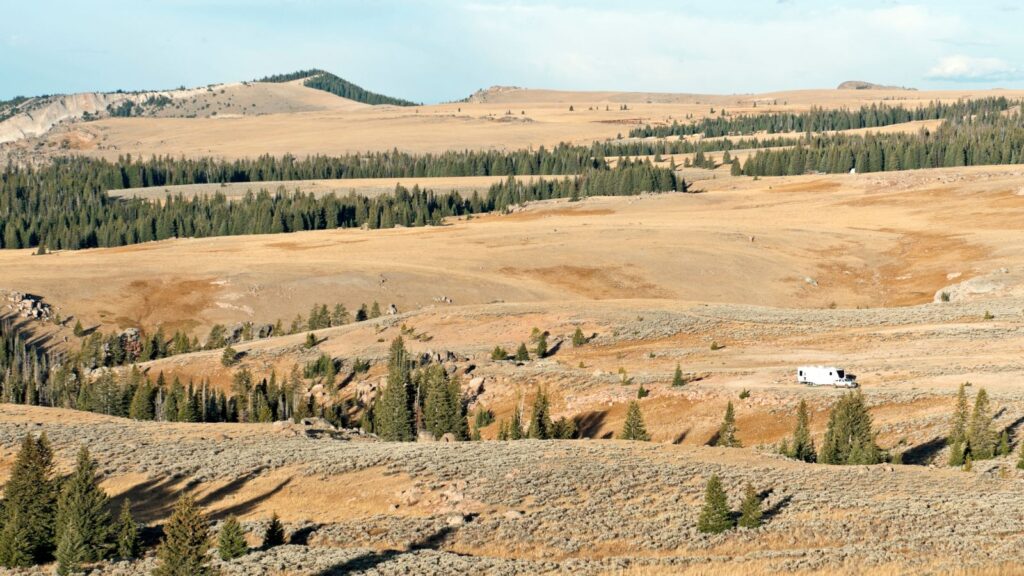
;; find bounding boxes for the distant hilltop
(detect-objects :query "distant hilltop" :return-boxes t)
[837,80,917,91]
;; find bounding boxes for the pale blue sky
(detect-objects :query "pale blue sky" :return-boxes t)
[2,0,1022,102]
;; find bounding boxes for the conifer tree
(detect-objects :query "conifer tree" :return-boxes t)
[0,434,57,567]
[967,387,996,460]
[572,327,586,347]
[73,320,85,337]
[373,337,415,441]
[672,364,685,387]
[618,401,651,441]
[535,332,548,359]
[515,342,530,361]
[153,495,211,576]
[697,474,733,534]
[818,392,883,465]
[788,399,816,462]
[115,500,140,560]
[508,399,525,440]
[370,301,382,319]
[948,383,969,466]
[221,345,238,367]
[129,380,155,420]
[55,447,112,574]
[304,333,317,349]
[527,387,553,440]
[715,401,741,447]
[217,516,247,560]
[262,513,285,549]
[421,365,468,440]
[737,484,763,529]
[999,430,1010,457]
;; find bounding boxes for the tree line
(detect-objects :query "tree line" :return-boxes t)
[739,106,1024,176]
[630,97,1013,138]
[256,69,418,106]
[1,154,679,250]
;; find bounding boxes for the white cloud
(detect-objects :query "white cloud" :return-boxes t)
[926,55,1020,82]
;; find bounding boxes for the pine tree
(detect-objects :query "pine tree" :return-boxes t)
[221,346,238,367]
[571,327,586,347]
[515,342,530,361]
[999,430,1010,457]
[153,495,212,576]
[421,365,468,440]
[671,364,685,387]
[73,320,85,337]
[129,380,155,420]
[715,401,741,447]
[304,333,317,349]
[697,475,733,534]
[789,399,816,462]
[818,392,883,465]
[115,500,140,560]
[535,332,548,358]
[217,516,247,560]
[55,447,112,574]
[0,434,57,567]
[737,483,763,529]
[509,399,525,440]
[967,387,996,460]
[948,383,969,466]
[527,387,552,440]
[618,401,650,441]
[262,513,285,549]
[373,337,415,441]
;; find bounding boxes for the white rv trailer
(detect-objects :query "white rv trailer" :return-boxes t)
[796,366,857,388]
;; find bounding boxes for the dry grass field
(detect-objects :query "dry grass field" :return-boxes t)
[5,81,1024,575]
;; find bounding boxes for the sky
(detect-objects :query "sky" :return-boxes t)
[2,0,1023,103]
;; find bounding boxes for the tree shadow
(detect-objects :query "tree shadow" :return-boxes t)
[214,477,292,520]
[1003,415,1024,444]
[290,524,322,545]
[545,339,563,357]
[110,474,186,524]
[705,431,721,447]
[901,436,947,466]
[762,494,793,522]
[672,428,690,445]
[574,411,607,439]
[313,525,457,575]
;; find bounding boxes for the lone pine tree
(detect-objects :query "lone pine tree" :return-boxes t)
[671,364,685,387]
[218,516,247,560]
[262,513,285,549]
[715,401,741,447]
[153,495,212,576]
[618,401,650,441]
[697,474,733,534]
[737,483,764,529]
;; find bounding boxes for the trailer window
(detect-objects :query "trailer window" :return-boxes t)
[837,370,845,378]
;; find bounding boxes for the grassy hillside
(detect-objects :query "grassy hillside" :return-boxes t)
[257,69,418,106]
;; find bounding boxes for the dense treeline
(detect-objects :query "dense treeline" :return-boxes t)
[740,106,1024,176]
[630,97,1013,138]
[592,135,799,157]
[256,69,418,106]
[0,154,677,250]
